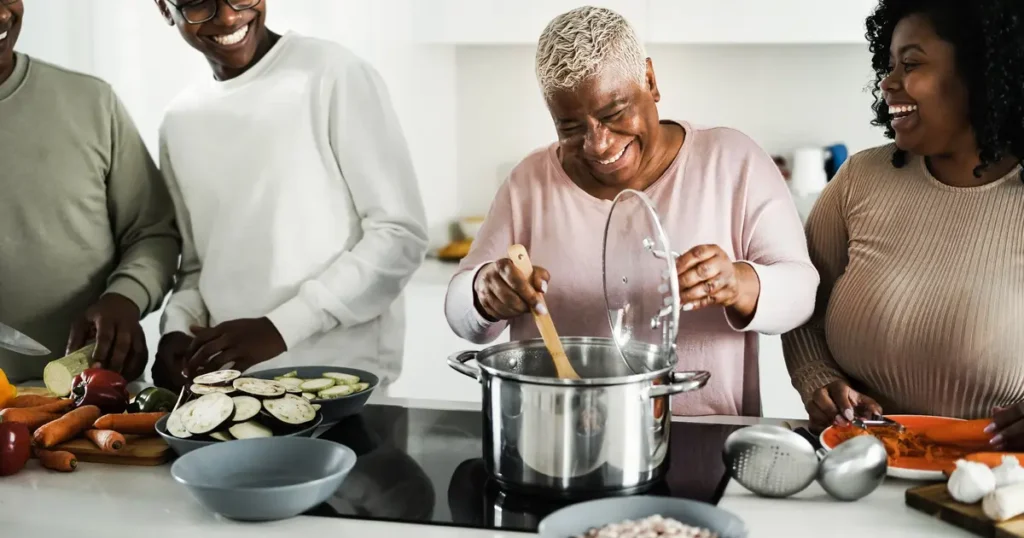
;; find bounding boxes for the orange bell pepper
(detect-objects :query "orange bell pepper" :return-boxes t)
[0,369,16,409]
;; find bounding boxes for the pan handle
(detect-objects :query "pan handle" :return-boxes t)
[447,351,481,381]
[644,370,711,399]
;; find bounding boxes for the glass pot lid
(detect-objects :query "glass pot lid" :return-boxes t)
[602,189,680,373]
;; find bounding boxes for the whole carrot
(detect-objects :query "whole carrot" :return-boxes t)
[33,405,101,448]
[84,429,125,452]
[6,395,60,409]
[93,412,167,436]
[0,408,61,431]
[21,400,74,414]
[35,449,77,472]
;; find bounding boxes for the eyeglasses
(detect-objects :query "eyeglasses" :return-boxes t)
[167,0,261,25]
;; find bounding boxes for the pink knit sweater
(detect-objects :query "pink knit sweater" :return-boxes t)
[444,121,818,416]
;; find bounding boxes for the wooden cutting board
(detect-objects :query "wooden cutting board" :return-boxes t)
[45,435,172,466]
[906,483,1024,537]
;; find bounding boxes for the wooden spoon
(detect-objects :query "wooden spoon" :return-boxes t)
[507,244,580,380]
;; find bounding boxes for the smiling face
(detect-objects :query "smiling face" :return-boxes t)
[0,0,23,84]
[156,0,270,79]
[881,13,972,157]
[546,60,665,190]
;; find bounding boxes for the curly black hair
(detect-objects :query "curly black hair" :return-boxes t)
[865,0,1024,176]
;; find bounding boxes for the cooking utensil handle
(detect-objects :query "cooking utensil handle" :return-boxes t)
[645,370,711,398]
[447,351,481,380]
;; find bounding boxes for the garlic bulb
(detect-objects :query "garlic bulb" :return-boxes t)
[992,456,1024,488]
[983,482,1024,521]
[948,459,996,504]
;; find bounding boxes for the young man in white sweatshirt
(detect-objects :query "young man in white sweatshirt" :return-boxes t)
[150,0,429,391]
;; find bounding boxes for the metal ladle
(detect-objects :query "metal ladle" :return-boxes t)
[723,425,888,501]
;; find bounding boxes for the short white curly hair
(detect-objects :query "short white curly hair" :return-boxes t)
[535,6,648,98]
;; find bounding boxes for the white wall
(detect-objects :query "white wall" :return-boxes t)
[454,44,889,216]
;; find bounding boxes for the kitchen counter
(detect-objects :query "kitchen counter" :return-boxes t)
[0,397,970,538]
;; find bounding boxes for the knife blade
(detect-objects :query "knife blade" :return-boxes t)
[0,321,51,356]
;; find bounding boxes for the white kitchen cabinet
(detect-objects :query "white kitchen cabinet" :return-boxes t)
[646,0,879,45]
[412,0,649,44]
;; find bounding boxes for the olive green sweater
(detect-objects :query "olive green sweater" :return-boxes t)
[0,53,180,382]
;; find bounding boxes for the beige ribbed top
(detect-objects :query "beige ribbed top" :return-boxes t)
[782,144,1024,419]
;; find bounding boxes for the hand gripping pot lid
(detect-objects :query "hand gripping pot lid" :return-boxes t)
[603,189,681,374]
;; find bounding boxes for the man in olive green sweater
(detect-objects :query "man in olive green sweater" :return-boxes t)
[0,1,181,383]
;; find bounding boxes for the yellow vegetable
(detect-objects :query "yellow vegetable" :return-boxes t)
[0,368,16,409]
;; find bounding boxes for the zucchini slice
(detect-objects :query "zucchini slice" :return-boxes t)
[318,385,355,400]
[299,378,335,392]
[263,394,317,425]
[278,371,299,379]
[352,382,370,393]
[229,421,273,439]
[181,393,235,435]
[301,392,317,401]
[275,377,304,390]
[231,395,262,422]
[323,372,360,385]
[232,377,287,398]
[192,369,241,385]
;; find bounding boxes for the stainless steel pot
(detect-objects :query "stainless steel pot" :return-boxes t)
[448,336,709,497]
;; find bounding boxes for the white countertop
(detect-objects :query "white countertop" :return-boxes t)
[0,399,971,538]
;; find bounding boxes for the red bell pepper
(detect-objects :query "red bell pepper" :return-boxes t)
[71,368,129,414]
[0,420,31,476]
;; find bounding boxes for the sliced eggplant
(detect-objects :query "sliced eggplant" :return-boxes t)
[323,372,360,385]
[312,404,322,411]
[192,369,241,386]
[190,383,236,395]
[210,431,234,442]
[232,377,287,398]
[231,395,262,422]
[182,393,235,435]
[229,421,273,439]
[299,378,335,392]
[352,382,370,393]
[166,401,194,439]
[301,392,317,401]
[263,394,317,425]
[278,370,299,379]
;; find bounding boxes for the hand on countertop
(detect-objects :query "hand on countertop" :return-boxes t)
[675,244,760,321]
[805,380,882,433]
[182,318,286,378]
[66,293,147,382]
[472,258,550,322]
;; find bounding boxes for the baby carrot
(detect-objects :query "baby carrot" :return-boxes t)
[21,400,74,414]
[93,412,167,436]
[6,395,61,409]
[84,429,125,452]
[33,405,101,448]
[35,449,77,472]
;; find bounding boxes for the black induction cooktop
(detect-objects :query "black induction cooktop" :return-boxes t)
[304,405,739,533]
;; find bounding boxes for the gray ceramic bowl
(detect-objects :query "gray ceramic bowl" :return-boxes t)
[171,436,357,522]
[538,496,748,538]
[155,412,324,457]
[248,366,378,424]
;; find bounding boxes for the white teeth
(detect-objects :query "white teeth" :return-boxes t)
[213,24,248,46]
[888,104,918,116]
[0,32,7,41]
[599,144,628,165]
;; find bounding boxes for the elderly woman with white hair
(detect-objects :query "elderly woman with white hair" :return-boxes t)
[444,6,818,416]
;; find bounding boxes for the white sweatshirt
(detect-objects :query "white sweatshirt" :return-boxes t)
[158,32,428,384]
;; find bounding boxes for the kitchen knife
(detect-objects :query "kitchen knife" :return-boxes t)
[0,321,51,356]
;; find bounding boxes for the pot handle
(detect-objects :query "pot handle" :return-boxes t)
[645,370,711,399]
[447,350,481,380]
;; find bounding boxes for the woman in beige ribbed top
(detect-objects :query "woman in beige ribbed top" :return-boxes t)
[782,0,1024,442]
